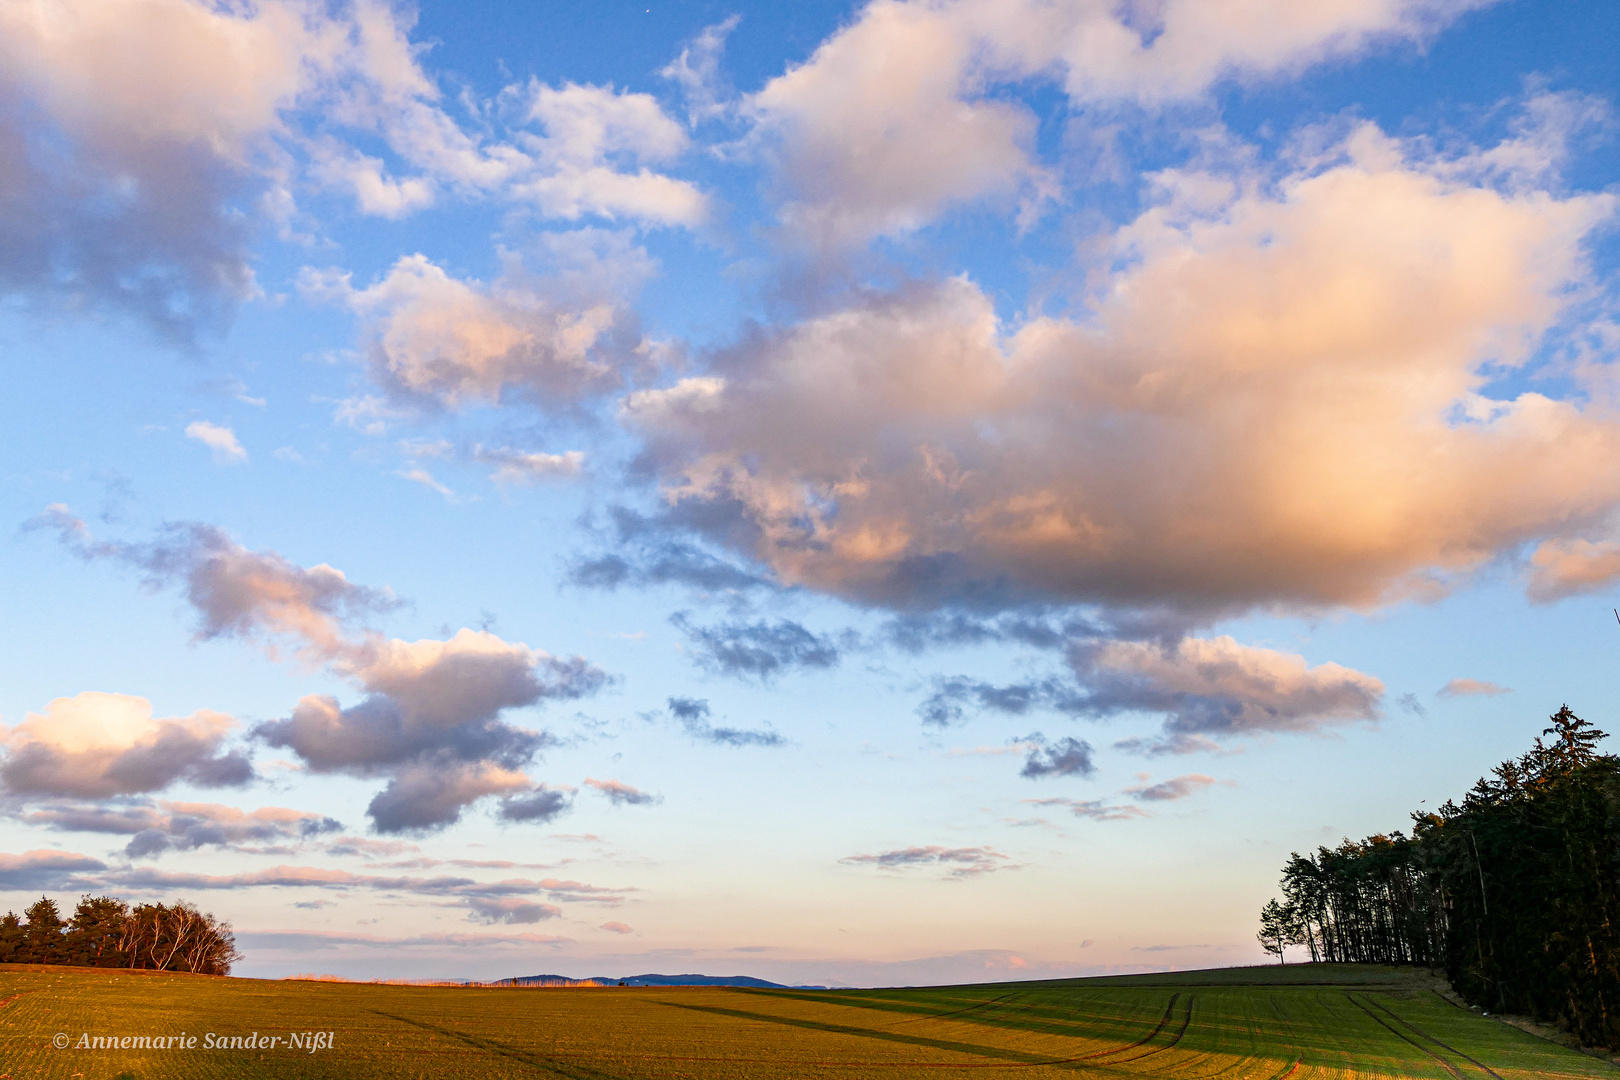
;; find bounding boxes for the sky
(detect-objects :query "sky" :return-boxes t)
[0,0,1618,988]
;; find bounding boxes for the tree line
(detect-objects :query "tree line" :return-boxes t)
[1258,706,1620,1047]
[0,895,241,975]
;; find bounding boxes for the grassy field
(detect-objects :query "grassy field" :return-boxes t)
[1,962,1614,1078]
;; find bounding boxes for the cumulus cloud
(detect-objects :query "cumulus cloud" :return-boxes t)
[260,630,607,832]
[663,697,785,747]
[746,0,1492,243]
[1439,678,1513,697]
[508,81,707,225]
[1019,735,1096,779]
[584,778,660,807]
[305,231,654,413]
[840,845,1013,878]
[19,798,340,858]
[184,421,247,464]
[31,510,607,833]
[1067,636,1385,737]
[0,0,325,335]
[600,920,634,934]
[362,759,534,834]
[624,122,1619,617]
[1125,774,1218,802]
[0,0,586,337]
[671,614,842,681]
[0,692,250,799]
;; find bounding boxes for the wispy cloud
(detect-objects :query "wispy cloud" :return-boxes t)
[185,421,247,464]
[840,845,1014,879]
[584,777,661,806]
[1439,678,1513,697]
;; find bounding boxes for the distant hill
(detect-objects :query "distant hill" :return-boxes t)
[493,972,822,989]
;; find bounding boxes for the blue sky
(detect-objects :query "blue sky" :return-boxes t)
[1,0,1617,986]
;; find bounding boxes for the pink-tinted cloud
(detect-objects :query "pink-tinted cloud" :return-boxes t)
[1438,678,1513,697]
[0,692,249,799]
[626,123,1618,616]
[19,798,340,857]
[1124,774,1218,802]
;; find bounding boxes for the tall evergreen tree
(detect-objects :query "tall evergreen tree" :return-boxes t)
[21,896,65,964]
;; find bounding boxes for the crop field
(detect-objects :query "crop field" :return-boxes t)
[0,962,1614,1079]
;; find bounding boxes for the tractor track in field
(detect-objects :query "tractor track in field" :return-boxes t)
[885,992,1018,1028]
[652,991,1198,1071]
[371,1009,626,1079]
[1342,991,1500,1080]
[1365,996,1504,1080]
[1058,992,1195,1068]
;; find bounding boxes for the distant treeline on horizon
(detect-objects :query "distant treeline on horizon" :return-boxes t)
[1258,706,1620,1048]
[0,894,240,975]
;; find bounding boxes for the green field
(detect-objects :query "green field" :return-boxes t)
[1,962,1613,1078]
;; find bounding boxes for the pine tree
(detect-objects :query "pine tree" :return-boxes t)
[21,896,65,964]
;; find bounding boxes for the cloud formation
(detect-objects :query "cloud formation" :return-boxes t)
[671,614,842,681]
[747,0,1493,243]
[1024,797,1148,822]
[0,849,108,890]
[0,0,706,337]
[665,698,785,747]
[19,798,341,858]
[509,81,707,225]
[840,845,1013,879]
[1438,678,1513,697]
[184,421,247,464]
[33,508,396,663]
[34,511,607,832]
[305,231,654,414]
[917,676,1079,727]
[625,123,1619,618]
[1125,774,1218,802]
[0,692,250,799]
[584,778,660,806]
[1019,735,1096,779]
[1067,636,1385,737]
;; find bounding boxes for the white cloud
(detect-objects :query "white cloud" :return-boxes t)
[509,81,706,226]
[746,0,1497,243]
[474,446,585,485]
[307,138,436,218]
[185,420,248,464]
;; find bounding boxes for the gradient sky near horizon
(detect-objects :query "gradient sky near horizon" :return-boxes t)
[2,0,1619,987]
